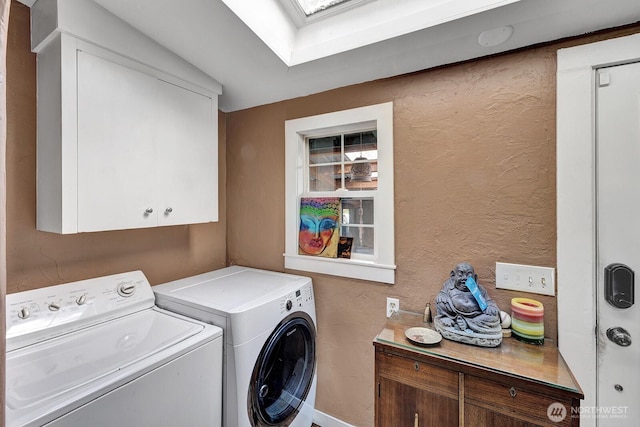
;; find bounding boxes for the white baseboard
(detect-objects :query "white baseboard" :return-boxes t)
[313,409,355,427]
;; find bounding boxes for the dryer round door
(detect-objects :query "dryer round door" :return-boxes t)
[248,311,316,426]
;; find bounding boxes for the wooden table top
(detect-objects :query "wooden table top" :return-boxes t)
[374,311,583,397]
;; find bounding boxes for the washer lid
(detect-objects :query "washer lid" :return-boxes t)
[6,309,209,413]
[154,266,311,313]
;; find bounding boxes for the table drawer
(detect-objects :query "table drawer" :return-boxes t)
[465,375,574,426]
[377,352,458,400]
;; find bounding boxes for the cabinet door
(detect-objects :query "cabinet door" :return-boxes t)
[155,80,218,226]
[378,377,458,427]
[77,51,158,232]
[376,352,459,427]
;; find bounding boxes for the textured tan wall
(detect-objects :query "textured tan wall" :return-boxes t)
[5,1,227,292]
[226,27,640,426]
[226,51,559,426]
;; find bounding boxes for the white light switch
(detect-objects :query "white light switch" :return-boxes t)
[495,262,555,296]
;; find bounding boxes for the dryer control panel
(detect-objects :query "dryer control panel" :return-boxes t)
[6,271,155,351]
[280,282,314,314]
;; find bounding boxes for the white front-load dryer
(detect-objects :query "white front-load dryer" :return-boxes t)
[153,266,317,427]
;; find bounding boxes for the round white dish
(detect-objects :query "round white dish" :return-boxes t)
[405,327,442,345]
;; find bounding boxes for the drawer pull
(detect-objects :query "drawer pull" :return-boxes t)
[509,387,517,398]
[414,361,420,371]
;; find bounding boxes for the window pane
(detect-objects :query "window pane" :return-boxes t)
[341,198,374,254]
[308,136,341,165]
[341,198,373,225]
[345,131,377,190]
[345,161,377,190]
[296,0,352,16]
[341,226,374,255]
[345,131,377,161]
[309,165,342,191]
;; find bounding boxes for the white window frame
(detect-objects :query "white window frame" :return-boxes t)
[284,102,395,284]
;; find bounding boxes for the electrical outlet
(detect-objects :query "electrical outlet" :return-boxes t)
[386,297,399,317]
[495,262,555,296]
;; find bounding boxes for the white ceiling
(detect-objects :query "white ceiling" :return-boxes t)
[19,0,640,112]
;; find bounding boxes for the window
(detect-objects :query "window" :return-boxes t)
[295,0,352,16]
[284,102,395,284]
[280,0,371,27]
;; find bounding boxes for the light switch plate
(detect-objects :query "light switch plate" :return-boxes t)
[495,262,555,296]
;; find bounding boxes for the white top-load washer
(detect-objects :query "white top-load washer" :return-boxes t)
[153,266,317,427]
[6,271,223,427]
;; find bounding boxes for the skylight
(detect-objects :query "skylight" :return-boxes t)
[223,0,524,66]
[296,0,352,16]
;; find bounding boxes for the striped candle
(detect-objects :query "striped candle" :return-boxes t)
[511,298,544,345]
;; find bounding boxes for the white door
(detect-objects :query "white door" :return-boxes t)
[596,61,640,426]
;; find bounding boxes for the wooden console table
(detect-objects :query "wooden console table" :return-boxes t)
[374,311,583,426]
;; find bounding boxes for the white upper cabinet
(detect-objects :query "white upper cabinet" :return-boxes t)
[32,0,221,233]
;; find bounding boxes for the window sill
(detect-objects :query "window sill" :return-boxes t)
[284,253,395,284]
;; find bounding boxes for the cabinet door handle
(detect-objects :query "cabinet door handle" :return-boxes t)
[414,361,419,371]
[144,208,153,215]
[165,207,173,214]
[509,386,517,397]
[414,412,419,427]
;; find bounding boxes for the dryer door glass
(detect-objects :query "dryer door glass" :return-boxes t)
[249,312,316,426]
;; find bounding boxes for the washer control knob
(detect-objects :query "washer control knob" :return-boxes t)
[118,282,136,297]
[76,294,87,305]
[285,300,293,311]
[18,307,30,319]
[48,303,61,311]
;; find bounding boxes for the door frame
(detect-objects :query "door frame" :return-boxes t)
[557,32,640,426]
